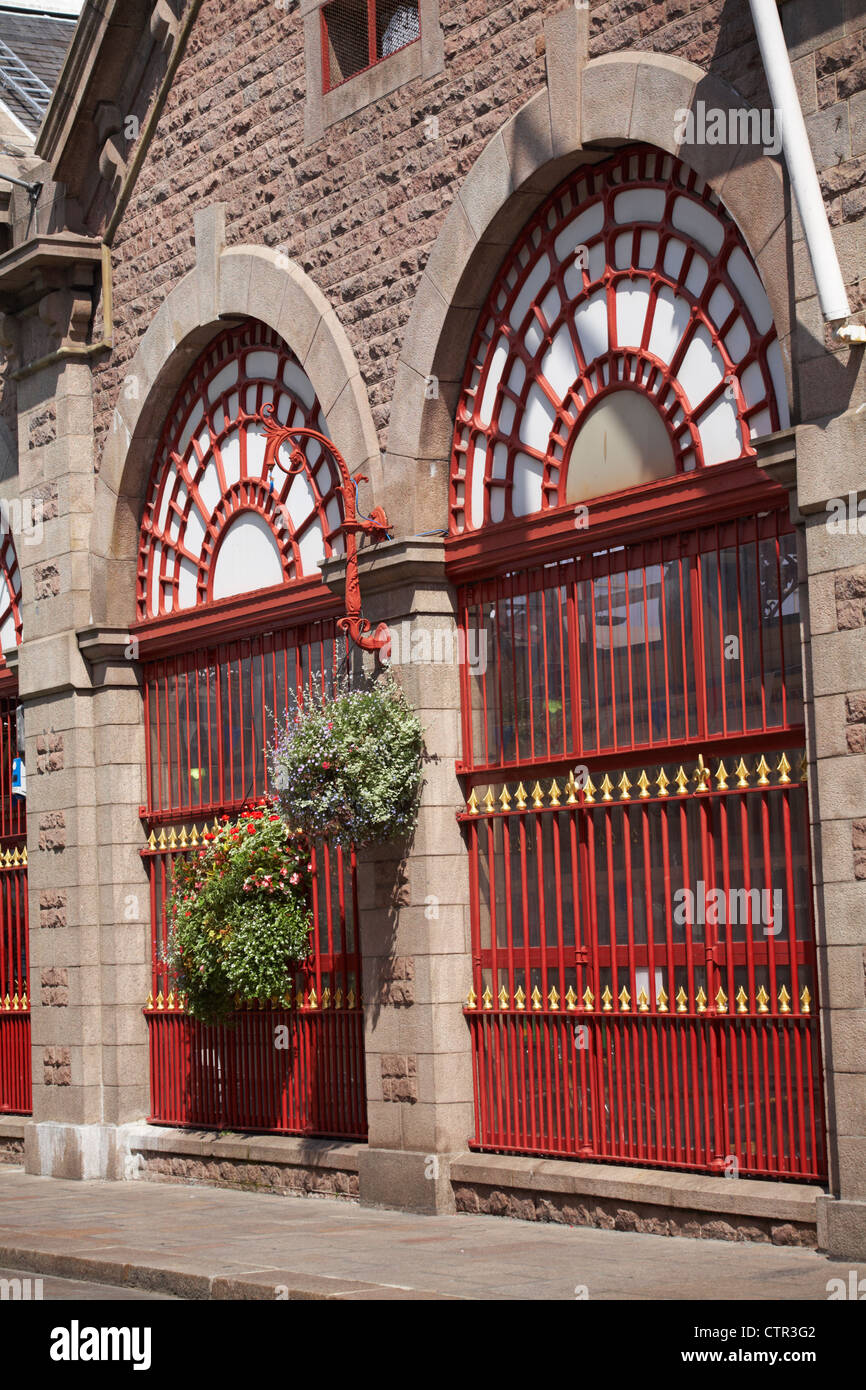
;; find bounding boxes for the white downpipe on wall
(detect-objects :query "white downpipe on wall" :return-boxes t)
[748,0,864,340]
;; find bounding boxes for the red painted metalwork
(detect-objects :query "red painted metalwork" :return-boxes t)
[144,827,365,1138]
[261,416,392,652]
[450,146,788,536]
[137,320,344,622]
[461,754,824,1179]
[449,149,825,1182]
[321,0,421,95]
[0,693,29,1115]
[138,321,367,1139]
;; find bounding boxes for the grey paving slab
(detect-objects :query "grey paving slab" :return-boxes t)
[0,1168,862,1301]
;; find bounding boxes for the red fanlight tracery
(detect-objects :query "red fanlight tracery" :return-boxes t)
[451,145,789,535]
[137,320,346,622]
[0,527,21,670]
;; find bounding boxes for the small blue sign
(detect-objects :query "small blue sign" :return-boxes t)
[11,757,25,799]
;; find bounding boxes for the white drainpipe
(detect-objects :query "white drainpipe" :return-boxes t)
[748,0,865,342]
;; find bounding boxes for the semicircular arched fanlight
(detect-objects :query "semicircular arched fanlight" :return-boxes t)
[0,527,21,663]
[137,319,345,620]
[450,145,789,534]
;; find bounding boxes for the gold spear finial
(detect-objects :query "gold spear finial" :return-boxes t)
[600,774,614,802]
[482,985,493,1009]
[637,987,649,1012]
[674,765,689,794]
[499,785,512,810]
[548,985,560,1010]
[656,767,670,796]
[657,986,669,1012]
[618,985,631,1012]
[530,985,542,1010]
[482,788,495,812]
[715,986,728,1013]
[514,985,526,1010]
[601,985,613,1012]
[777,753,792,784]
[583,775,596,803]
[637,770,651,798]
[735,758,751,788]
[800,986,811,1013]
[498,985,509,1009]
[778,985,791,1014]
[756,985,769,1014]
[715,760,729,790]
[735,985,748,1014]
[549,779,561,806]
[755,755,771,786]
[582,985,594,1011]
[467,789,479,814]
[618,771,632,800]
[675,986,688,1013]
[515,782,528,809]
[531,782,544,809]
[565,986,577,1011]
[696,986,707,1014]
[466,986,477,1009]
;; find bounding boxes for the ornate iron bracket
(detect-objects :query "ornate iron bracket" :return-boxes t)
[261,407,391,652]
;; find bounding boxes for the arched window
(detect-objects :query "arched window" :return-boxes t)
[450,148,825,1183]
[137,319,365,1140]
[0,528,28,1115]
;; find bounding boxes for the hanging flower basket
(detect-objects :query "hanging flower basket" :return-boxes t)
[269,676,424,848]
[165,803,313,1025]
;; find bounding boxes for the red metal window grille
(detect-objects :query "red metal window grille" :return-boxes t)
[461,753,825,1180]
[137,319,343,622]
[450,146,789,535]
[458,511,803,777]
[141,623,367,1139]
[0,696,29,1115]
[321,0,420,92]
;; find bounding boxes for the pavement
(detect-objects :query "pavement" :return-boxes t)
[0,1167,862,1301]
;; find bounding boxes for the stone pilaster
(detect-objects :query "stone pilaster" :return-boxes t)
[762,419,866,1261]
[322,539,473,1213]
[0,242,150,1178]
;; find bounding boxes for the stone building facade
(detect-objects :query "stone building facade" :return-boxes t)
[0,0,863,1261]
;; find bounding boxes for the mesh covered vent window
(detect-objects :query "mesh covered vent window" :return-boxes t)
[321,0,420,92]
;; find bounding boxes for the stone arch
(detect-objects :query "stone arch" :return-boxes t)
[386,49,793,535]
[91,214,380,631]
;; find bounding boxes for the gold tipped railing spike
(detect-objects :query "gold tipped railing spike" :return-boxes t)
[548,985,560,1010]
[2,993,8,1011]
[531,782,544,809]
[799,752,808,783]
[637,987,649,1013]
[736,986,749,1014]
[583,776,596,804]
[549,779,561,807]
[168,827,178,848]
[618,771,632,800]
[674,765,689,794]
[11,993,18,1011]
[800,986,811,1014]
[156,990,164,1010]
[498,985,509,1009]
[582,985,594,1011]
[715,986,728,1013]
[618,985,631,1012]
[530,985,542,1011]
[482,985,493,1009]
[637,770,651,798]
[308,987,318,1009]
[777,753,792,784]
[466,986,477,1009]
[675,986,688,1013]
[157,828,167,849]
[756,985,769,1014]
[696,986,707,1014]
[565,771,579,804]
[514,985,526,1010]
[735,758,751,788]
[499,785,512,811]
[146,992,154,1010]
[565,986,577,1010]
[189,825,200,846]
[694,754,710,792]
[515,782,528,810]
[600,773,614,802]
[656,767,670,796]
[657,986,669,1012]
[601,985,613,1012]
[166,990,175,1011]
[482,788,495,812]
[20,846,26,865]
[178,826,188,849]
[755,755,771,786]
[715,760,729,790]
[778,985,791,1014]
[322,987,332,1010]
[467,789,479,815]
[334,987,344,1010]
